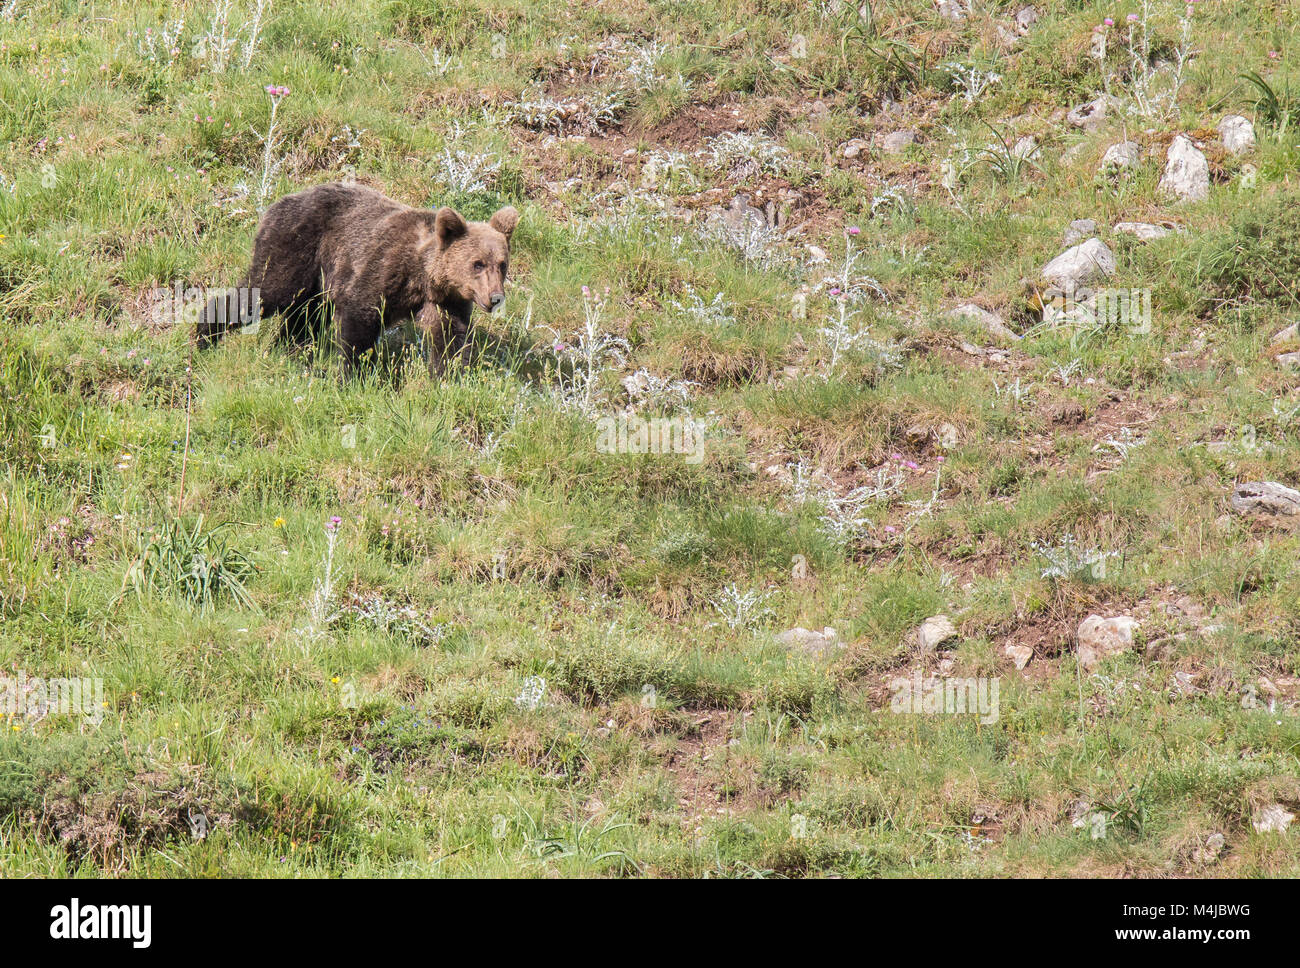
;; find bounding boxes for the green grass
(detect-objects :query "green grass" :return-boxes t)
[1,0,1300,877]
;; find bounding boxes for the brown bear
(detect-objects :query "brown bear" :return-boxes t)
[197,182,518,372]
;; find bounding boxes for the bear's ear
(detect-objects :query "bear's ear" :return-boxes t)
[489,206,519,239]
[434,207,468,245]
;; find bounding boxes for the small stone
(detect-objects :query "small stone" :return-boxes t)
[1061,140,1091,164]
[1077,614,1140,670]
[776,626,841,659]
[1253,804,1294,834]
[1218,114,1256,155]
[917,614,958,652]
[1100,140,1141,171]
[1158,135,1210,202]
[1041,237,1116,290]
[881,129,917,154]
[842,139,868,159]
[1012,135,1039,160]
[1271,323,1298,344]
[1014,5,1038,30]
[935,0,967,22]
[1063,218,1098,246]
[1067,95,1119,132]
[947,302,1021,341]
[1113,221,1172,241]
[1171,670,1199,696]
[1005,644,1033,669]
[1193,832,1226,864]
[1231,481,1300,516]
[936,422,959,449]
[806,244,829,263]
[1279,352,1300,370]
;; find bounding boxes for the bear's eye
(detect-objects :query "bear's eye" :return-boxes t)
[473,260,486,271]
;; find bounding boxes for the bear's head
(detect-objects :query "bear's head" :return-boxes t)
[432,206,519,313]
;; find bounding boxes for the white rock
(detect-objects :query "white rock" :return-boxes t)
[1067,95,1119,131]
[1014,5,1038,30]
[881,129,916,154]
[1113,221,1172,241]
[1218,114,1256,155]
[947,302,1021,341]
[1041,237,1116,290]
[1005,644,1033,670]
[776,626,841,658]
[935,0,967,22]
[1100,140,1141,171]
[1158,135,1210,202]
[917,615,958,652]
[936,422,959,449]
[1193,832,1226,864]
[1077,614,1140,670]
[1012,135,1039,160]
[1061,140,1091,165]
[842,139,868,159]
[1253,804,1294,834]
[1063,218,1098,246]
[1278,352,1300,370]
[1271,322,1298,344]
[806,244,829,263]
[1231,481,1300,516]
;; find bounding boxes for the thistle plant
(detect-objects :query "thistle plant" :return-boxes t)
[297,516,343,643]
[537,287,630,415]
[253,84,289,211]
[709,583,775,631]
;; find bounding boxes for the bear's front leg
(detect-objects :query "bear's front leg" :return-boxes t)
[416,302,472,376]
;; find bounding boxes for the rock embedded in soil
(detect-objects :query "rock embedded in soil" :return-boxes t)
[1004,644,1033,670]
[1113,221,1172,241]
[776,626,841,658]
[1230,481,1300,516]
[1158,135,1210,202]
[947,302,1021,341]
[1218,114,1256,155]
[1062,218,1097,246]
[881,129,917,154]
[1067,95,1119,131]
[1253,804,1294,834]
[916,615,958,652]
[1076,614,1140,670]
[1100,140,1140,171]
[1041,237,1116,290]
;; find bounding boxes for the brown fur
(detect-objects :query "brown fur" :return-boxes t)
[197,182,518,372]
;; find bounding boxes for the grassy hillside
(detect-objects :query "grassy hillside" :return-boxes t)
[2,0,1300,876]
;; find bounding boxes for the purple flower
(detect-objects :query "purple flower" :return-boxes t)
[847,226,860,236]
